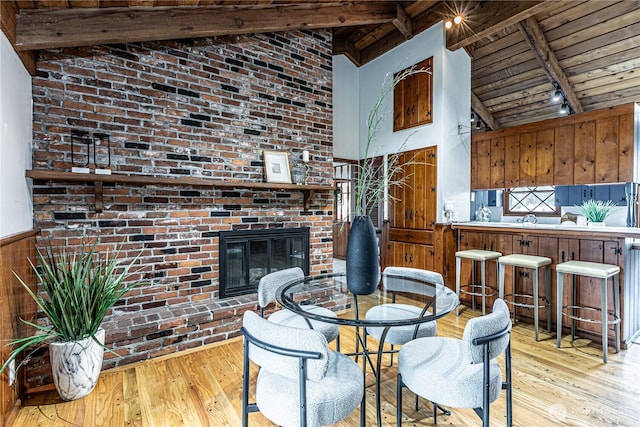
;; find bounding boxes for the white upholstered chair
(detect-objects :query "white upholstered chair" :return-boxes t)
[258,267,340,350]
[364,267,451,366]
[241,311,363,427]
[397,299,513,427]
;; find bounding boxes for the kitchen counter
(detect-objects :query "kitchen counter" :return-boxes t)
[453,221,640,346]
[453,221,640,239]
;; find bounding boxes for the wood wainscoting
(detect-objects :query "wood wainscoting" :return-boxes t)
[0,229,39,427]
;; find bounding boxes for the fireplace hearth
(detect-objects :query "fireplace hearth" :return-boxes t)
[219,228,310,298]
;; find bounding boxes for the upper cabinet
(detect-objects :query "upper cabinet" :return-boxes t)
[471,103,638,190]
[393,57,433,132]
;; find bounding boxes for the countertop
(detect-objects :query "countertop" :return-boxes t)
[452,221,640,238]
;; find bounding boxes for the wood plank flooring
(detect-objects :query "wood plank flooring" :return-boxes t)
[11,307,640,426]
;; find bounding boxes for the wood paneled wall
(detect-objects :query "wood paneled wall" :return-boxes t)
[0,229,38,427]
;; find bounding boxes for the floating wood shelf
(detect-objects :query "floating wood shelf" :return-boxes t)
[26,170,333,213]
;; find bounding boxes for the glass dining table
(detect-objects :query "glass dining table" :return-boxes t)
[277,272,460,427]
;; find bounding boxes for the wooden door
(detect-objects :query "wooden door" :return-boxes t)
[504,134,520,187]
[618,112,634,182]
[536,128,554,185]
[574,120,596,184]
[594,116,619,184]
[554,124,574,185]
[490,137,505,188]
[424,146,437,229]
[474,139,491,189]
[519,132,536,186]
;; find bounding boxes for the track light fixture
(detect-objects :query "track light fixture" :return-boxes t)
[475,120,482,130]
[551,82,563,102]
[471,111,476,123]
[560,101,569,115]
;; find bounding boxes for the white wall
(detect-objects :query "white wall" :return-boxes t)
[332,23,471,221]
[0,32,33,237]
[332,55,360,160]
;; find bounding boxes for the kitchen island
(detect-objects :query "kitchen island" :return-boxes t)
[453,222,640,347]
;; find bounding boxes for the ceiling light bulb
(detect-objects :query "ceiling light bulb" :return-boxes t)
[471,111,476,123]
[445,20,452,29]
[560,102,569,114]
[552,89,562,102]
[454,15,463,25]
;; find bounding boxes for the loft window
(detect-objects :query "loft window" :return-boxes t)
[506,186,558,214]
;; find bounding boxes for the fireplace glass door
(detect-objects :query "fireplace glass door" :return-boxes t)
[220,228,309,298]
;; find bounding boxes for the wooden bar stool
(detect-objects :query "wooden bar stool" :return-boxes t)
[455,249,501,316]
[556,260,621,363]
[498,254,552,341]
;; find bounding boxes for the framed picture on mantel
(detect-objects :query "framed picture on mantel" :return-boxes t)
[263,150,292,183]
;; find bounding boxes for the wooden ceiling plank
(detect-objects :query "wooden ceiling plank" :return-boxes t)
[576,74,640,100]
[471,53,540,87]
[15,2,396,50]
[472,39,532,72]
[568,56,640,83]
[542,0,639,42]
[445,0,553,51]
[565,45,640,77]
[483,82,551,109]
[471,91,500,130]
[469,31,522,62]
[547,5,640,55]
[476,75,550,102]
[473,69,547,96]
[392,4,413,40]
[69,0,101,7]
[558,30,640,69]
[517,16,583,113]
[354,20,397,51]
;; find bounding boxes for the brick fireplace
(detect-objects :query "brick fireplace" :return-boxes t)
[28,30,334,388]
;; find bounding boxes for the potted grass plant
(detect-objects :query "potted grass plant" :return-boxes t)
[0,240,144,401]
[575,199,616,227]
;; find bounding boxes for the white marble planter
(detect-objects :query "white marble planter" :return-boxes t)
[49,328,105,401]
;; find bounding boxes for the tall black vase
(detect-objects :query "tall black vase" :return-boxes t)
[346,215,381,295]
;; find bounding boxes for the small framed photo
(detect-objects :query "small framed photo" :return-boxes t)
[263,150,292,183]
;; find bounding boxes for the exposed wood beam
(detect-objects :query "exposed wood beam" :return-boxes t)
[333,38,361,67]
[445,1,554,51]
[517,16,584,113]
[15,2,396,51]
[472,91,500,130]
[1,0,36,74]
[392,4,413,40]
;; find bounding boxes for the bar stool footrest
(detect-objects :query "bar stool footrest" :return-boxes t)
[503,293,549,310]
[459,284,497,298]
[561,305,621,325]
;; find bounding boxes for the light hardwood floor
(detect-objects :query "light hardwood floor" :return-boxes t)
[12,307,640,426]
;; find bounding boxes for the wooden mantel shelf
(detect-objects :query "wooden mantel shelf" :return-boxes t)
[26,169,333,212]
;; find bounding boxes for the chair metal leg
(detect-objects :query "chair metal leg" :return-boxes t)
[613,274,621,353]
[481,260,486,315]
[533,267,539,341]
[396,373,403,427]
[556,272,564,348]
[456,257,462,316]
[546,265,552,333]
[471,260,477,312]
[601,277,608,363]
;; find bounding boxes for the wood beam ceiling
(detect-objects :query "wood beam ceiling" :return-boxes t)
[15,2,397,50]
[392,4,413,40]
[517,16,584,113]
[472,91,500,130]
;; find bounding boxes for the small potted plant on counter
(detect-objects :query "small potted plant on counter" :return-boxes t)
[575,199,616,227]
[0,240,144,401]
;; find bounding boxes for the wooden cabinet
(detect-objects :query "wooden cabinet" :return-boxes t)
[393,57,433,132]
[387,146,439,276]
[471,103,637,189]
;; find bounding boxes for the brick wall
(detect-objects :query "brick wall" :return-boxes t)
[28,30,334,388]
